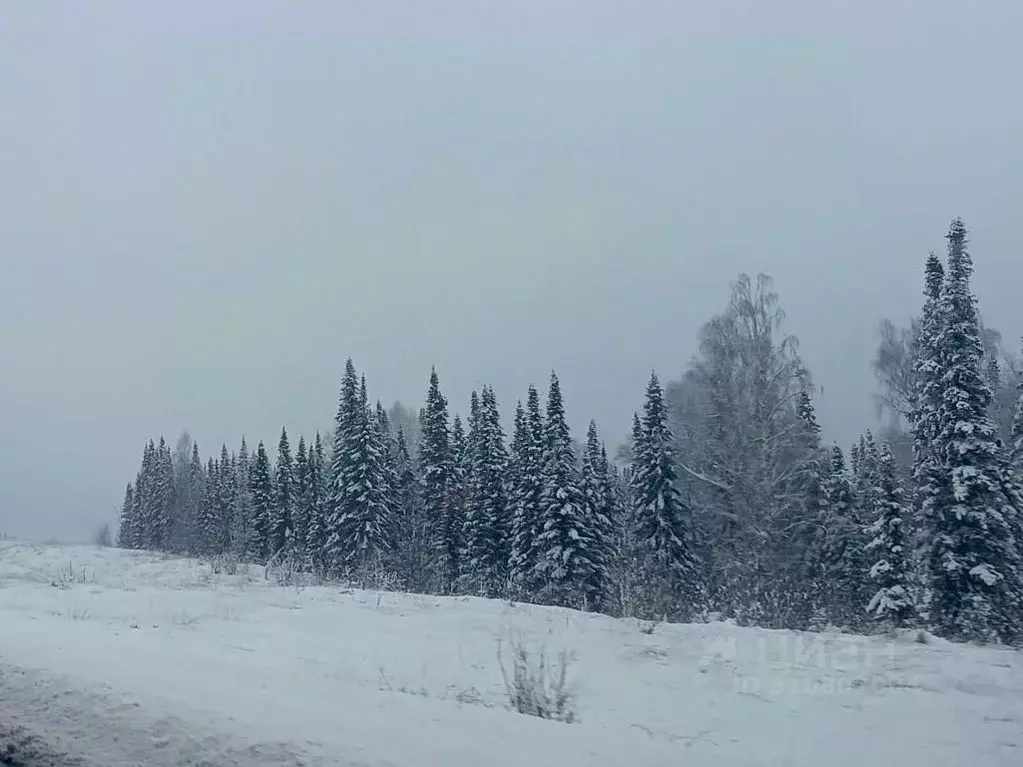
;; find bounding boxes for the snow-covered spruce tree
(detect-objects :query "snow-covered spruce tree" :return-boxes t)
[509,386,545,598]
[793,389,829,623]
[326,359,360,575]
[445,414,469,588]
[331,376,394,581]
[850,430,879,528]
[597,442,627,616]
[462,385,511,597]
[134,440,156,549]
[910,253,947,595]
[535,371,594,608]
[1011,349,1023,472]
[270,427,294,559]
[168,432,195,554]
[250,441,275,562]
[579,421,614,613]
[292,436,311,565]
[506,400,528,589]
[923,219,1023,643]
[851,430,881,545]
[865,441,915,627]
[231,437,255,561]
[305,432,328,571]
[616,414,647,617]
[418,367,457,593]
[462,390,486,592]
[818,446,870,629]
[151,437,175,551]
[117,482,137,548]
[393,425,429,591]
[850,437,864,479]
[214,445,236,554]
[184,441,206,556]
[196,456,220,555]
[138,440,157,550]
[376,401,400,544]
[630,372,701,621]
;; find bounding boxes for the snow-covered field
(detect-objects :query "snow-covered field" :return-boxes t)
[1,542,1021,766]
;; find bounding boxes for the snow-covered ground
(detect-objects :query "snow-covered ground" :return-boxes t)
[1,541,1021,766]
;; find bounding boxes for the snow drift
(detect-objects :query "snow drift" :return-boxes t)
[1,541,1021,766]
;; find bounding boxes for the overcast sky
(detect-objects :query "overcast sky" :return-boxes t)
[2,1,1021,542]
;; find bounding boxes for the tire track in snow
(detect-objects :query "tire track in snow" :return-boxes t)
[0,722,85,767]
[0,663,332,767]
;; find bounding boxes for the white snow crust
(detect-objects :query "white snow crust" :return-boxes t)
[2,540,1021,766]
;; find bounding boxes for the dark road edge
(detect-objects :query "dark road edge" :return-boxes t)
[0,723,87,767]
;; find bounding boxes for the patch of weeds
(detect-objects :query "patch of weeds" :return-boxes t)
[50,560,94,588]
[497,634,578,723]
[448,684,493,707]
[638,618,662,635]
[171,610,200,627]
[207,553,240,575]
[637,645,669,661]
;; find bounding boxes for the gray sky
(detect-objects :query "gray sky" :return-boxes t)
[2,1,1021,542]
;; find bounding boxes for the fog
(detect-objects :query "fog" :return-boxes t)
[2,0,1021,541]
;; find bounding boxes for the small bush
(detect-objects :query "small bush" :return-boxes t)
[208,553,240,575]
[497,635,578,723]
[66,606,90,621]
[51,560,94,587]
[638,618,661,635]
[92,523,113,548]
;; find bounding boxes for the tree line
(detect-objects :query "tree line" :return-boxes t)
[117,219,1023,644]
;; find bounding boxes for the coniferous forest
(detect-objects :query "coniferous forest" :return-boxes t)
[117,220,1023,645]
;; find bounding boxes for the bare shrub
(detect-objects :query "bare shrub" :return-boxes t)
[497,635,578,723]
[266,551,306,586]
[51,560,94,587]
[208,552,240,575]
[638,618,661,635]
[93,523,113,548]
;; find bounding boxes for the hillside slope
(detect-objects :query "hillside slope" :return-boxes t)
[1,541,1021,766]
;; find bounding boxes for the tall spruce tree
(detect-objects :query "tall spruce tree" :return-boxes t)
[250,441,274,561]
[447,414,468,585]
[197,456,220,555]
[794,389,828,620]
[818,446,868,628]
[509,386,545,595]
[306,432,328,569]
[185,442,205,555]
[923,219,1023,642]
[327,359,360,574]
[139,439,157,550]
[232,437,255,560]
[393,425,428,590]
[332,377,393,577]
[293,436,311,564]
[152,437,175,551]
[535,372,592,607]
[865,441,915,626]
[630,372,700,620]
[418,368,459,592]
[911,253,947,592]
[376,401,400,545]
[598,443,627,615]
[272,427,294,557]
[214,445,235,554]
[579,420,614,612]
[1011,346,1023,472]
[462,385,510,597]
[117,482,137,549]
